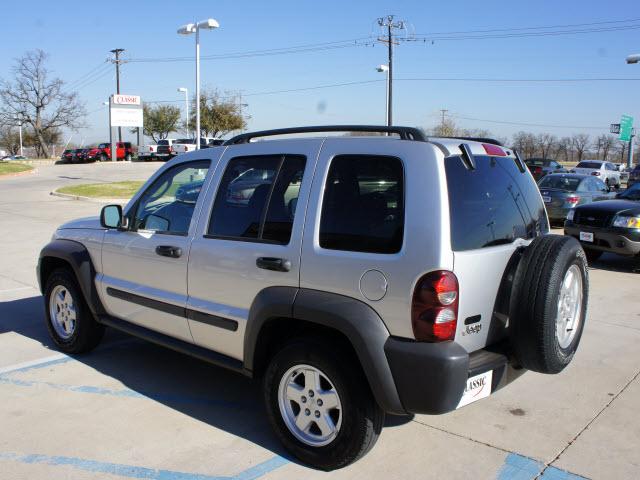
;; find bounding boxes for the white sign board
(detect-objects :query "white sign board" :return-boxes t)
[113,94,141,105]
[110,107,144,127]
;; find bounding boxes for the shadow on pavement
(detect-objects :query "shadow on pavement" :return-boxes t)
[1,295,412,463]
[587,252,640,274]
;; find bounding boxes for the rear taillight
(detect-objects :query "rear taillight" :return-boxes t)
[591,171,601,176]
[566,195,580,205]
[411,270,459,342]
[169,146,173,153]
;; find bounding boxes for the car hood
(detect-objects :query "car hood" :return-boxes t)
[575,200,640,216]
[58,216,102,230]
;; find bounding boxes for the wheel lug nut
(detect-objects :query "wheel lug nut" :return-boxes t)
[308,390,314,398]
[301,396,306,403]
[317,399,323,406]
[315,410,320,418]
[305,409,310,416]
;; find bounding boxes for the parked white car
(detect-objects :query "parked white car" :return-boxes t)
[172,137,224,155]
[137,144,157,161]
[572,160,621,188]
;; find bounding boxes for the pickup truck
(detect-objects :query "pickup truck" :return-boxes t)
[138,144,157,162]
[172,137,224,155]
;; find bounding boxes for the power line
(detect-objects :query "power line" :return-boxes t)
[72,65,113,92]
[67,61,110,89]
[448,113,605,130]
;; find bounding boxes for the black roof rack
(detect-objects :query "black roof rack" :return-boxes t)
[224,125,427,145]
[430,136,504,146]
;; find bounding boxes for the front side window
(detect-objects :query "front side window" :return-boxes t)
[320,155,404,254]
[207,155,306,244]
[131,160,210,235]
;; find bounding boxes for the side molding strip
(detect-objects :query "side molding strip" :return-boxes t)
[106,287,238,332]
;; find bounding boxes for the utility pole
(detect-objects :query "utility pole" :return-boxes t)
[377,15,405,126]
[440,109,448,134]
[110,48,125,143]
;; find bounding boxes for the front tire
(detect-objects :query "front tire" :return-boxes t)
[44,268,104,353]
[264,340,384,470]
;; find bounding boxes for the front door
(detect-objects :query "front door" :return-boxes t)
[98,159,212,342]
[186,140,321,360]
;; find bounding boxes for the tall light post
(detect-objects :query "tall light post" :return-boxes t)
[177,87,190,138]
[178,18,220,150]
[376,65,389,126]
[625,53,639,167]
[14,117,23,156]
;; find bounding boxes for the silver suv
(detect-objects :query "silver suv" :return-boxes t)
[38,126,589,470]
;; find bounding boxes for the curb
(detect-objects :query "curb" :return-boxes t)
[50,191,129,204]
[0,168,37,179]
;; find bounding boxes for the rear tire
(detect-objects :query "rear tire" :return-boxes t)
[44,268,104,354]
[99,154,107,162]
[264,340,384,470]
[509,235,588,374]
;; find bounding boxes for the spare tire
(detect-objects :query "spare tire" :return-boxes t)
[509,235,588,374]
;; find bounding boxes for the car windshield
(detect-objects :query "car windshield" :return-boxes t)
[158,140,169,146]
[538,176,581,191]
[175,138,193,144]
[98,143,108,148]
[576,161,602,169]
[526,159,549,166]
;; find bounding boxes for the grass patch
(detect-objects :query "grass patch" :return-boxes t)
[56,181,144,199]
[0,162,34,176]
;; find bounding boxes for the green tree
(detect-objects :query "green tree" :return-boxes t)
[140,104,181,142]
[190,90,246,138]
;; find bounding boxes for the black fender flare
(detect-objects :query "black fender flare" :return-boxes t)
[244,287,405,414]
[38,239,106,316]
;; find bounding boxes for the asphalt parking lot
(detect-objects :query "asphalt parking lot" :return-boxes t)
[1,163,639,480]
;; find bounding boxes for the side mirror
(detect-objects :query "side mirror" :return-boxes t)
[100,204,124,229]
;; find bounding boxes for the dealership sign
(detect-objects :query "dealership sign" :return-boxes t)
[109,94,143,128]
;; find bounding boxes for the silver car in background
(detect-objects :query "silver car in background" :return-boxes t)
[572,160,621,188]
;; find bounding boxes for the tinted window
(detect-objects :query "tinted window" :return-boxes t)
[98,143,108,149]
[445,155,547,251]
[132,160,210,235]
[539,175,580,191]
[591,178,607,191]
[320,155,404,254]
[207,155,306,245]
[576,161,602,169]
[158,140,169,146]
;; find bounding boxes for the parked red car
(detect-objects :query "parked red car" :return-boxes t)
[96,142,135,161]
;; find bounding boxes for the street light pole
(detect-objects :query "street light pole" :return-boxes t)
[178,87,189,138]
[376,65,389,125]
[17,120,23,156]
[625,53,639,167]
[178,18,219,151]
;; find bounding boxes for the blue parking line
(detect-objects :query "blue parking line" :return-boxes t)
[497,453,588,480]
[0,452,289,480]
[0,355,74,375]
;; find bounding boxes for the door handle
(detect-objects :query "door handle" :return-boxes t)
[256,257,291,272]
[155,245,182,258]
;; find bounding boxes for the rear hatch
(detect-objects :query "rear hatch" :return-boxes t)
[445,150,548,352]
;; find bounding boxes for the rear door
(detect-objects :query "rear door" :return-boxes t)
[446,154,549,352]
[186,140,321,360]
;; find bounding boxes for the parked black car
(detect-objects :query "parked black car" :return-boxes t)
[70,148,84,163]
[565,182,640,261]
[525,158,567,181]
[538,173,614,225]
[60,149,73,162]
[628,164,640,188]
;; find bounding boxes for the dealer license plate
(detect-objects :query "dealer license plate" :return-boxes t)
[542,196,551,203]
[579,231,594,243]
[457,370,493,409]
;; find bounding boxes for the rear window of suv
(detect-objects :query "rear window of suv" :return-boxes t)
[445,155,547,251]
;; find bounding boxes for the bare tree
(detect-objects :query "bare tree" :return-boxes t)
[536,133,557,159]
[615,140,628,163]
[512,131,536,158]
[600,134,615,161]
[555,137,573,162]
[0,50,85,158]
[571,134,590,162]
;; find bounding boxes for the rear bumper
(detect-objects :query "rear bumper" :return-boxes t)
[384,338,524,414]
[546,205,572,221]
[565,224,640,256]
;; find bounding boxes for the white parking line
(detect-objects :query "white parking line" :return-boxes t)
[0,353,68,375]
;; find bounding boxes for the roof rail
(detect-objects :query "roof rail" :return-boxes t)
[224,125,428,145]
[430,136,504,146]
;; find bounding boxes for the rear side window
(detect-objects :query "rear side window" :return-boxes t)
[207,154,306,244]
[320,155,404,254]
[445,155,547,251]
[539,175,580,191]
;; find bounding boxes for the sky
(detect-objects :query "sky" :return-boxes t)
[1,0,639,146]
